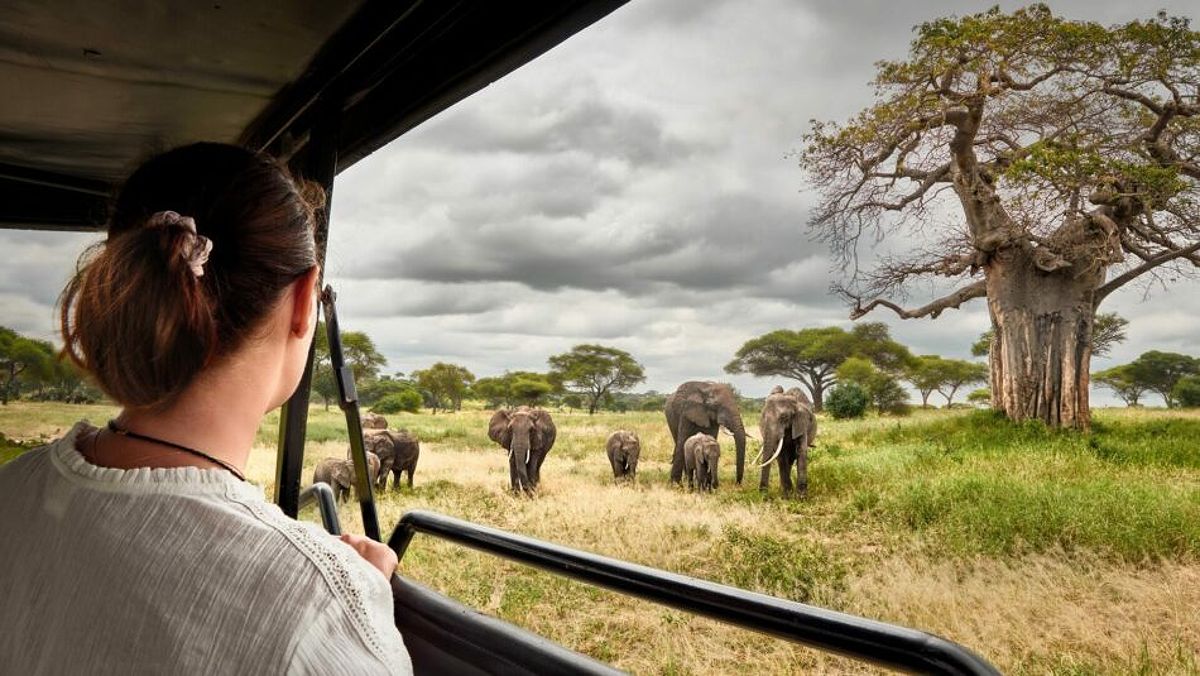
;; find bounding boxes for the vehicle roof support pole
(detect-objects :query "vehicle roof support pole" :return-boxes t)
[274,116,338,517]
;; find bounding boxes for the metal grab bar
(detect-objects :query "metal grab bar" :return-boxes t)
[299,482,342,535]
[389,510,1000,676]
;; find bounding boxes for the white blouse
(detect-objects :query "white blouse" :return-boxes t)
[0,422,413,675]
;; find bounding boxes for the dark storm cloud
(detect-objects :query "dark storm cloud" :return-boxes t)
[411,84,694,167]
[2,0,1198,401]
[344,187,830,308]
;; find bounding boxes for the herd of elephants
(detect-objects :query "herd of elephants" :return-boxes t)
[313,380,818,499]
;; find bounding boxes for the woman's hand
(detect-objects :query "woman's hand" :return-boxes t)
[339,533,398,579]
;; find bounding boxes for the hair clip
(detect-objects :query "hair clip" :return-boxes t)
[148,210,213,277]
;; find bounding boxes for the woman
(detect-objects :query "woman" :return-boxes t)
[0,144,412,674]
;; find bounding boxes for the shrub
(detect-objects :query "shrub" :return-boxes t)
[371,389,423,414]
[826,383,869,419]
[871,376,911,416]
[1174,375,1200,408]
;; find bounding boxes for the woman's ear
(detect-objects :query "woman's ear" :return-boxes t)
[290,266,321,338]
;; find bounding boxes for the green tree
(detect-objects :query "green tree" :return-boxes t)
[967,388,991,407]
[973,313,1129,358]
[471,377,510,408]
[1174,375,1200,408]
[0,327,55,405]
[905,355,951,407]
[726,323,912,410]
[936,360,989,407]
[412,362,476,413]
[472,372,556,407]
[547,345,646,415]
[836,356,909,415]
[1092,364,1148,407]
[1128,351,1200,408]
[803,6,1200,429]
[314,322,387,383]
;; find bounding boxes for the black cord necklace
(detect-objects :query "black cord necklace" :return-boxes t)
[105,420,246,482]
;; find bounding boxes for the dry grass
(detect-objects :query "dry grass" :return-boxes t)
[3,402,1198,674]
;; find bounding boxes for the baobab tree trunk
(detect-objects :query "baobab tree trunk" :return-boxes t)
[985,246,1098,430]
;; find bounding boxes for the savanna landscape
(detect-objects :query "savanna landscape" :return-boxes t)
[3,1,1200,674]
[3,400,1197,674]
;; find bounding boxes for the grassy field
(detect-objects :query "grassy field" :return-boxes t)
[2,401,1198,674]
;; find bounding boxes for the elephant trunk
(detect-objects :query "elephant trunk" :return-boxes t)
[721,409,747,485]
[510,431,533,492]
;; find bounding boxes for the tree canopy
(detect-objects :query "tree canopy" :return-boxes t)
[1093,351,1199,407]
[1092,364,1148,406]
[412,362,476,413]
[547,344,645,415]
[1128,351,1199,408]
[473,371,557,408]
[725,323,912,410]
[311,323,389,410]
[905,355,987,407]
[802,5,1200,428]
[0,327,56,405]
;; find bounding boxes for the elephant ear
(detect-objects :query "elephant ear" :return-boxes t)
[680,390,713,428]
[792,405,814,442]
[531,409,557,449]
[488,409,513,447]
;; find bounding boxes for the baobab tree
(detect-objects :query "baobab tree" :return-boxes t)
[802,6,1200,429]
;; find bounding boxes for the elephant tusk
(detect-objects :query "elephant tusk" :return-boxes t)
[526,448,531,465]
[508,447,513,460]
[757,438,783,468]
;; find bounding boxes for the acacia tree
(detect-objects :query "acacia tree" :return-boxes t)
[1128,350,1199,407]
[412,362,476,413]
[547,344,645,415]
[0,327,54,405]
[803,6,1200,429]
[1092,364,1147,406]
[936,360,989,406]
[725,323,911,410]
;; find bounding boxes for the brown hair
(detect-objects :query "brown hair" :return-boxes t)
[60,143,323,410]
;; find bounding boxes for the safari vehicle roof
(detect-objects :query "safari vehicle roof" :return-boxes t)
[0,0,627,231]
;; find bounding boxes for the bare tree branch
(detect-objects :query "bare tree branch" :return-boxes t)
[847,280,988,320]
[1096,239,1200,302]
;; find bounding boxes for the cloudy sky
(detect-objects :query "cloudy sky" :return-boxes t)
[3,0,1197,405]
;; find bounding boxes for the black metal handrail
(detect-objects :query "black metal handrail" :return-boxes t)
[298,482,342,536]
[390,510,1001,675]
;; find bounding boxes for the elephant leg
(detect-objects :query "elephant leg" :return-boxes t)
[670,432,689,484]
[759,442,773,492]
[797,442,809,498]
[778,448,794,496]
[532,449,547,487]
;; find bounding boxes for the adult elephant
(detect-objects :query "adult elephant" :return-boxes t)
[665,381,747,485]
[757,386,817,497]
[363,429,420,490]
[488,406,556,493]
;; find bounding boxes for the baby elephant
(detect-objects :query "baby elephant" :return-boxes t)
[683,432,720,492]
[313,452,380,502]
[605,430,641,481]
